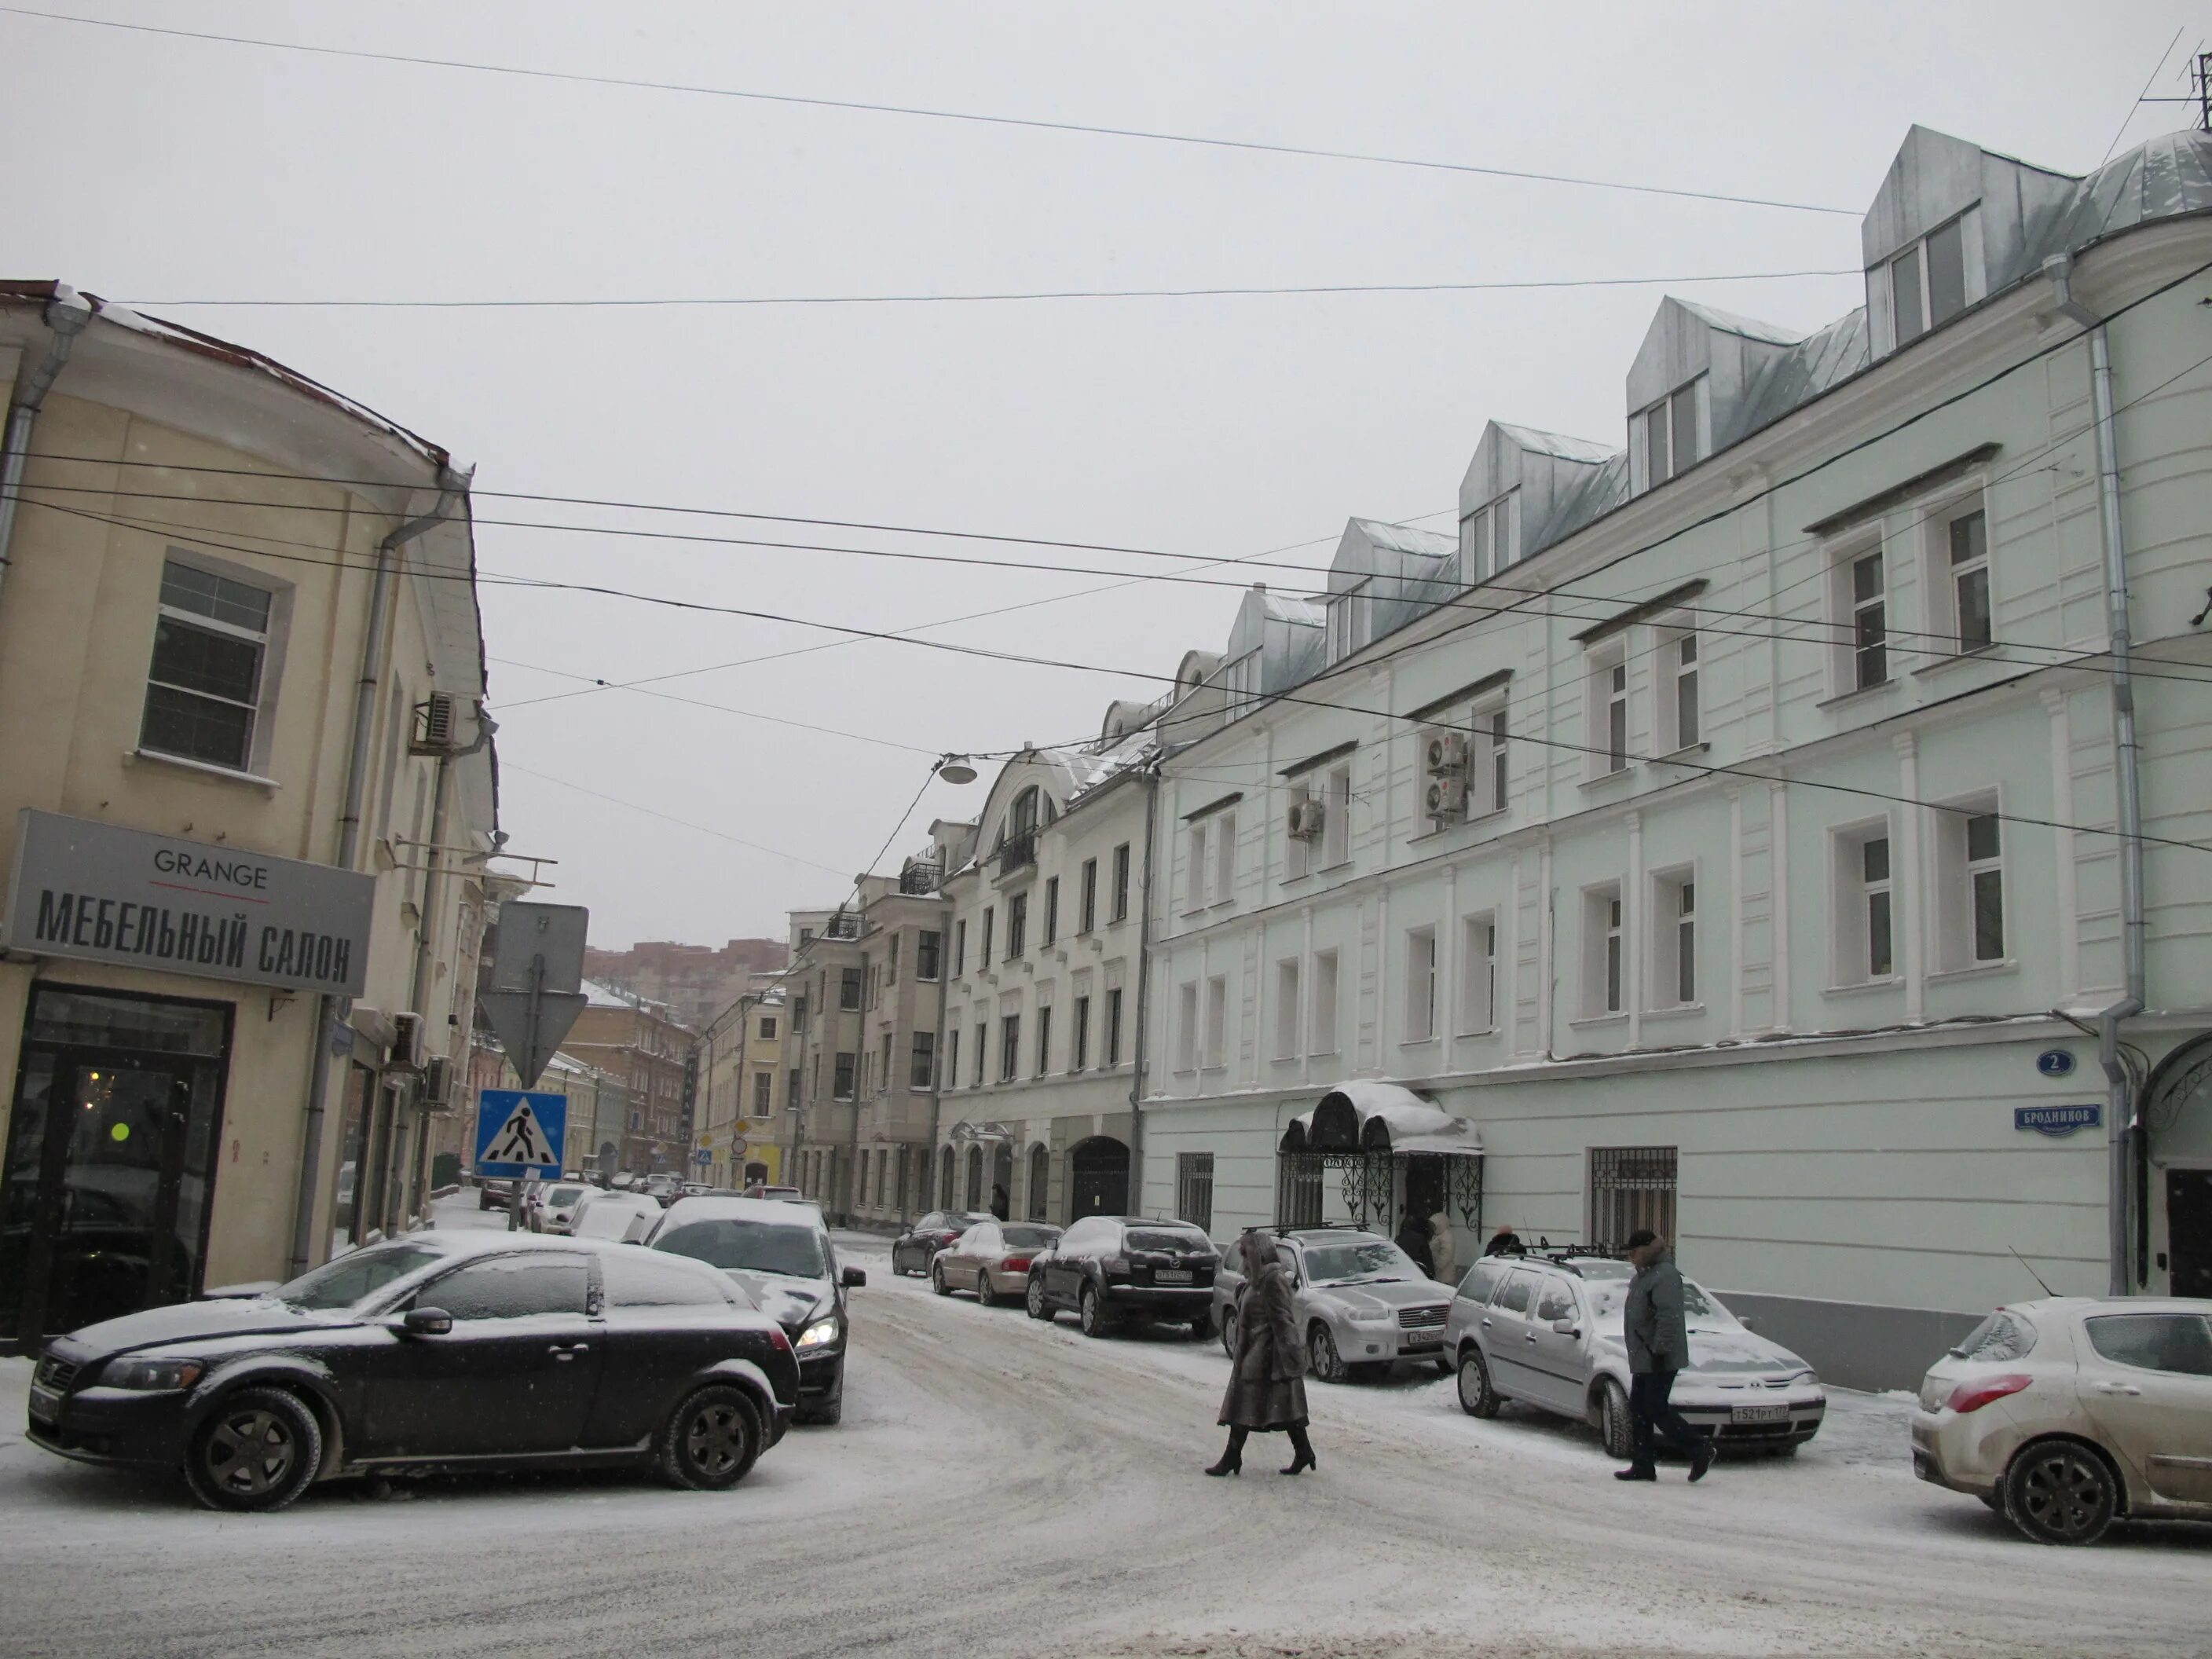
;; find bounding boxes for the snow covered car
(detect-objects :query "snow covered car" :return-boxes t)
[1910,1298,2212,1544]
[891,1210,994,1277]
[571,1190,665,1243]
[1025,1216,1219,1337]
[1212,1228,1455,1382]
[1448,1253,1824,1456]
[932,1221,1062,1305]
[528,1181,593,1235]
[24,1233,797,1512]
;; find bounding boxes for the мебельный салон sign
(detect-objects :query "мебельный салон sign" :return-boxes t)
[0,808,375,997]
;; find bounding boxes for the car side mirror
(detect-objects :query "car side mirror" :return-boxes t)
[1738,1316,1756,1332]
[1551,1318,1580,1337]
[402,1306,453,1337]
[841,1266,866,1289]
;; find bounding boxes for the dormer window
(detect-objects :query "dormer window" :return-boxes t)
[1220,649,1261,717]
[1459,489,1519,585]
[1888,211,1971,345]
[1636,374,1708,489]
[1325,580,1372,662]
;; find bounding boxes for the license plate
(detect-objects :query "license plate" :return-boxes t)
[1733,1404,1789,1424]
[27,1385,60,1426]
[1154,1269,1193,1284]
[1403,1334,1441,1349]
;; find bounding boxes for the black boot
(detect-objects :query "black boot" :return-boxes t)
[1280,1425,1316,1477]
[1204,1427,1247,1477]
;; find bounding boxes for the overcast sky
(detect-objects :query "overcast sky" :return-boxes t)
[4,2,2200,949]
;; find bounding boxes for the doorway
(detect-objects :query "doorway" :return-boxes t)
[1068,1136,1129,1221]
[0,985,233,1347]
[2169,1168,2212,1298]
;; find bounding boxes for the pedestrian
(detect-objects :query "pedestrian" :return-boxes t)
[1616,1227,1714,1484]
[1393,1210,1435,1277]
[1208,1231,1317,1477]
[1483,1222,1523,1258]
[989,1182,1010,1221]
[1426,1209,1457,1286]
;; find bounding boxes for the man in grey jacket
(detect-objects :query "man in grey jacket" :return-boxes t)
[1617,1228,1714,1483]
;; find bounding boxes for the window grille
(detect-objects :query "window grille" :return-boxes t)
[1589,1146,1678,1252]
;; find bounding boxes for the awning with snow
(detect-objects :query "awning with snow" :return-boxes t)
[1278,1080,1483,1158]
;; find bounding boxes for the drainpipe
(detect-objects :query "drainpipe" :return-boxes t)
[289,469,470,1275]
[0,287,95,608]
[921,893,950,1227]
[1126,758,1162,1214]
[2047,255,2146,1298]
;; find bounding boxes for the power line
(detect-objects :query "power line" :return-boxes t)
[501,764,855,879]
[2103,25,2188,167]
[0,5,1859,217]
[483,659,945,756]
[115,269,1862,309]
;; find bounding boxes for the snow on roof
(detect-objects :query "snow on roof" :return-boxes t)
[1669,298,1805,346]
[1348,518,1456,558]
[1255,589,1324,627]
[1489,423,1620,467]
[582,977,682,1022]
[1287,1079,1484,1155]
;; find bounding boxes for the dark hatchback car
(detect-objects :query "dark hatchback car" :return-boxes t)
[647,1196,862,1426]
[26,1233,797,1513]
[1025,1215,1220,1338]
[890,1210,994,1277]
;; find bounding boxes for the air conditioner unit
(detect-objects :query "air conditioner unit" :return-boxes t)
[410,692,467,755]
[390,1011,429,1073]
[1425,774,1469,822]
[1287,798,1324,841]
[1423,731,1469,775]
[421,1053,453,1109]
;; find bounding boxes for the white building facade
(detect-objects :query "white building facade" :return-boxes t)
[1137,126,2212,1388]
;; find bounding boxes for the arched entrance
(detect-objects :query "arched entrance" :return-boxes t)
[965,1144,984,1210]
[991,1144,1014,1214]
[744,1160,769,1187]
[2145,1032,2212,1296]
[1068,1136,1129,1221]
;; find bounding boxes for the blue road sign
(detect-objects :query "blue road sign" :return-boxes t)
[2015,1104,2100,1138]
[694,1148,712,1167]
[475,1089,568,1177]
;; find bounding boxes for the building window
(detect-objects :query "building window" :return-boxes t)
[1584,884,1624,1016]
[839,968,862,1011]
[1460,489,1519,584]
[833,1053,855,1100]
[1944,505,1992,654]
[1027,1144,1049,1220]
[1638,375,1707,489]
[753,1072,771,1115]
[1590,1145,1677,1251]
[1844,547,1888,690]
[1071,995,1090,1071]
[1221,649,1262,717]
[1111,844,1131,921]
[1310,948,1339,1056]
[972,1023,987,1087]
[878,1032,892,1093]
[999,1015,1020,1083]
[1404,925,1437,1042]
[1184,822,1208,914]
[1177,1152,1215,1233]
[141,558,277,772]
[1836,826,1895,983]
[954,920,967,977]
[1175,982,1199,1072]
[792,994,808,1033]
[1273,958,1302,1059]
[945,1028,959,1093]
[759,1016,778,1041]
[1285,782,1315,881]
[1459,913,1497,1034]
[1588,649,1628,775]
[1080,858,1098,932]
[1212,811,1236,905]
[786,1068,800,1111]
[888,934,900,983]
[1889,211,1972,346]
[1035,1005,1053,1077]
[1277,1158,1323,1228]
[1202,976,1227,1070]
[1477,701,1509,815]
[1006,892,1028,959]
[1104,987,1123,1067]
[1935,806,2005,970]
[980,906,994,966]
[910,1032,936,1090]
[917,929,942,981]
[1653,872,1696,1007]
[1042,879,1058,947]
[1322,764,1352,867]
[1661,625,1699,751]
[1326,579,1372,662]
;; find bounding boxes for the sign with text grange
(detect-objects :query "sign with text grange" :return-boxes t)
[1,808,375,996]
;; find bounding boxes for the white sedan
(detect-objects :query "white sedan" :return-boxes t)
[1912,1297,2212,1544]
[571,1190,665,1243]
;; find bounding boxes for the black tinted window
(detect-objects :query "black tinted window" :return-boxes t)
[1001,1225,1058,1250]
[1126,1228,1209,1253]
[276,1243,442,1310]
[655,1218,826,1278]
[427,1256,589,1320]
[2086,1313,2212,1376]
[602,1252,736,1310]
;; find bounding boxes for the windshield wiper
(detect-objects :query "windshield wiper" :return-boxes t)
[1321,1273,1401,1287]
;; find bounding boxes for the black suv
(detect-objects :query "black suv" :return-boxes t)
[891,1210,994,1277]
[1025,1215,1219,1337]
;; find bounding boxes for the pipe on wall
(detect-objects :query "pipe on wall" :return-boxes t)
[0,287,94,610]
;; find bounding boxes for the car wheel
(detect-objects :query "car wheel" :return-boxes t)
[1188,1309,1213,1341]
[1598,1378,1634,1461]
[931,1262,950,1296]
[1079,1284,1111,1339]
[1219,1304,1239,1360]
[659,1384,760,1489]
[1308,1324,1346,1384]
[183,1387,324,1514]
[1026,1273,1052,1321]
[1456,1349,1501,1419]
[975,1270,998,1309]
[2004,1440,2119,1546]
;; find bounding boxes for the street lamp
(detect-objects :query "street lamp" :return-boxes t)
[936,754,978,786]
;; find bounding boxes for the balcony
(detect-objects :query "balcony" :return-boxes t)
[900,855,941,895]
[995,830,1037,881]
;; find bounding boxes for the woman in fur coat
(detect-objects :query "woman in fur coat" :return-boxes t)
[1207,1230,1317,1477]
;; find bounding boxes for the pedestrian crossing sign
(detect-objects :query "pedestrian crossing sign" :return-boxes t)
[474,1090,567,1177]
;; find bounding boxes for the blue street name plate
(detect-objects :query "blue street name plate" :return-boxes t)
[475,1089,569,1177]
[2015,1104,2100,1137]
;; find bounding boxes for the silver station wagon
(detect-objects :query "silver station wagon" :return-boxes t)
[1446,1252,1826,1456]
[1212,1227,1456,1382]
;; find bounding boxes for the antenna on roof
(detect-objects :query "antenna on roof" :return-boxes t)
[2198,50,2212,134]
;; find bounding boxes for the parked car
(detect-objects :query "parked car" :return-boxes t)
[1213,1227,1455,1382]
[748,1185,804,1202]
[24,1233,797,1513]
[1446,1251,1825,1457]
[932,1221,1063,1306]
[892,1210,994,1277]
[609,1172,639,1192]
[1025,1216,1218,1337]
[646,1195,862,1425]
[475,1177,516,1211]
[529,1181,593,1236]
[643,1174,684,1206]
[1911,1297,2212,1544]
[571,1191,665,1243]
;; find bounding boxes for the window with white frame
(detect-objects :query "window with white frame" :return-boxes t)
[1588,647,1629,775]
[1221,650,1262,717]
[1583,884,1625,1017]
[1458,912,1498,1034]
[1273,958,1301,1059]
[1212,811,1236,904]
[1659,623,1700,751]
[999,1014,1021,1082]
[1838,545,1889,691]
[1285,782,1315,881]
[1934,805,2005,971]
[1477,699,1510,815]
[1403,925,1437,1042]
[1888,210,1973,346]
[1202,975,1227,1070]
[1459,489,1520,584]
[1833,825,1896,984]
[1309,949,1339,1055]
[972,1023,987,1087]
[1322,764,1352,866]
[1175,981,1199,1071]
[1071,994,1090,1071]
[1939,503,1992,654]
[1035,1004,1053,1077]
[1326,580,1373,663]
[1637,374,1708,490]
[141,558,279,772]
[1184,822,1207,914]
[1651,870,1697,1007]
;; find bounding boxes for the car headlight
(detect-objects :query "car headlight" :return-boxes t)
[1347,1309,1394,1327]
[101,1357,205,1391]
[795,1318,841,1351]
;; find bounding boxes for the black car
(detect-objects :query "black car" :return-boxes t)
[891,1210,994,1277]
[647,1196,862,1426]
[1025,1215,1220,1338]
[24,1233,797,1513]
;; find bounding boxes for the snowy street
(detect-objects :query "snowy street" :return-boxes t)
[0,1199,2205,1659]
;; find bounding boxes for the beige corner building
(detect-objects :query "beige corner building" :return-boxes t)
[0,284,496,1350]
[697,988,787,1190]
